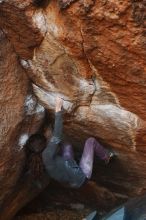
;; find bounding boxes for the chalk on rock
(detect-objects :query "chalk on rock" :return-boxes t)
[32,84,74,113]
[20,60,30,69]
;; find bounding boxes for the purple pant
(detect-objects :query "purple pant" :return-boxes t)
[61,137,109,179]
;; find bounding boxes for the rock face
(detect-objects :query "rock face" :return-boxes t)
[0,29,45,206]
[0,0,146,216]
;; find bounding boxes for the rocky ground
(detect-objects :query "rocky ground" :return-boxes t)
[15,204,92,220]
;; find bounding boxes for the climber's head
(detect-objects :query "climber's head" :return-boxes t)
[26,133,47,154]
[25,134,47,179]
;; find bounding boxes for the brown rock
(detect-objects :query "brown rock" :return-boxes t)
[0,0,146,218]
[0,0,46,59]
[0,30,46,208]
[29,0,146,198]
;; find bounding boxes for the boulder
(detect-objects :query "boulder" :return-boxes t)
[0,0,146,218]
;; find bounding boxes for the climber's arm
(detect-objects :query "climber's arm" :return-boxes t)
[42,97,63,161]
[52,97,63,142]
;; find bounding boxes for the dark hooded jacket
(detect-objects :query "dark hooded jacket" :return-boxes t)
[42,111,86,188]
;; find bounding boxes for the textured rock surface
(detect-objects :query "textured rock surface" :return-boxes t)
[0,29,45,206]
[28,0,146,198]
[0,31,27,204]
[0,0,146,218]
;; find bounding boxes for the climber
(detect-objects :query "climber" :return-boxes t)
[26,97,115,188]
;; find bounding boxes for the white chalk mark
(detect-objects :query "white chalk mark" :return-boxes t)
[18,133,29,150]
[32,11,47,34]
[20,60,30,69]
[33,84,74,112]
